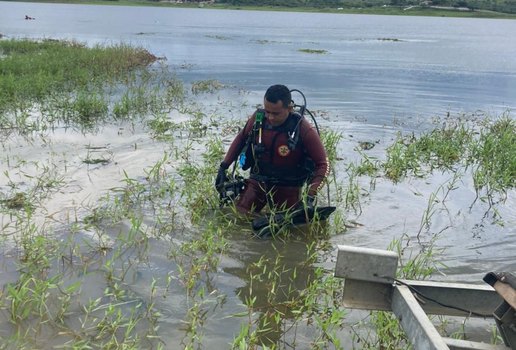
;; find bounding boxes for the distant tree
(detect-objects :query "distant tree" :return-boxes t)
[454,0,469,7]
[213,0,516,13]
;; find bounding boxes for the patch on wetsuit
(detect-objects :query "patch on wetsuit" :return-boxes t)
[277,145,290,157]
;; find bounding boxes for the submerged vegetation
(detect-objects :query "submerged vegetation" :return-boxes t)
[0,38,514,348]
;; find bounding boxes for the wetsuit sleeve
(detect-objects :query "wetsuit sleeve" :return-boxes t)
[300,120,329,196]
[222,114,255,166]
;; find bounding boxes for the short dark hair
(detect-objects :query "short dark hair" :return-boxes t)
[264,84,291,108]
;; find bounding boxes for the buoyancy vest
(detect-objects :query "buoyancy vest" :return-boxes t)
[240,110,315,186]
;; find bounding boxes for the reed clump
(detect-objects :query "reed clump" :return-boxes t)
[470,116,515,194]
[383,116,515,199]
[0,39,183,134]
[0,39,157,112]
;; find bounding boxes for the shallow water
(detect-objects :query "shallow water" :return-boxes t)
[1,2,515,348]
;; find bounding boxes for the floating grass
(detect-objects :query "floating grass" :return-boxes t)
[383,120,473,182]
[470,116,515,195]
[298,48,328,54]
[0,39,184,133]
[0,39,157,112]
[0,192,28,209]
[191,79,225,94]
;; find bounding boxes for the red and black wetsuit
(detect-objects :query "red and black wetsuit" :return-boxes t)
[223,110,329,214]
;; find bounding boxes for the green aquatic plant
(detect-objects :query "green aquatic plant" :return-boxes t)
[0,160,64,220]
[1,212,82,346]
[320,129,342,168]
[377,37,403,42]
[0,39,186,134]
[0,192,28,210]
[382,115,514,216]
[205,34,231,41]
[384,120,472,182]
[191,79,225,94]
[354,150,381,178]
[0,39,157,113]
[170,222,228,293]
[344,166,362,214]
[298,48,328,54]
[231,242,345,349]
[176,133,226,222]
[148,114,179,141]
[470,116,515,200]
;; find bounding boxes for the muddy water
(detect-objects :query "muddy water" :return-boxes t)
[1,2,516,348]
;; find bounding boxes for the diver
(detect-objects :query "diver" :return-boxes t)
[215,84,329,217]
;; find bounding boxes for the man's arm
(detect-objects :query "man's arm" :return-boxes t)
[300,120,330,196]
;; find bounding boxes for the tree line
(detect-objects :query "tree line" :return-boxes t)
[209,0,516,14]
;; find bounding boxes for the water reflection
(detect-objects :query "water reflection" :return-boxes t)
[221,224,341,347]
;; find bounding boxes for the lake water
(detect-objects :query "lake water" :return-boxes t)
[2,2,516,124]
[1,2,515,348]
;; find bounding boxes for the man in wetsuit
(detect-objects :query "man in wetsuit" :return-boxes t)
[215,84,329,215]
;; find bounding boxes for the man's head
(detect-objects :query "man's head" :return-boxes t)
[263,84,293,126]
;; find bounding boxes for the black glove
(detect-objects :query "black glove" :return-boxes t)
[215,162,229,192]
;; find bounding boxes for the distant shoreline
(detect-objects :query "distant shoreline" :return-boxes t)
[4,0,516,19]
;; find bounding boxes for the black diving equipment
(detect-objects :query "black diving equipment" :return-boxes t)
[218,174,245,207]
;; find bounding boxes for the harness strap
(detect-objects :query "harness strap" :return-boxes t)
[239,110,312,186]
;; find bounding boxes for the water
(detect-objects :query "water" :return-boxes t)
[1,2,515,347]
[2,2,516,123]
